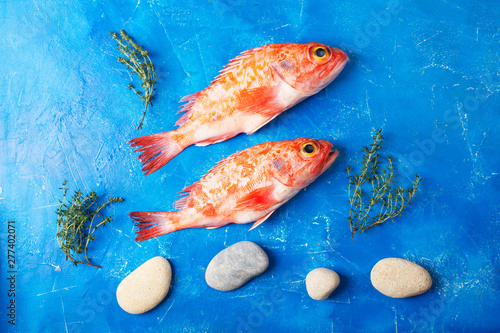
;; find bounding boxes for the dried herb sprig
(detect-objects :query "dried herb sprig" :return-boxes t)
[111,30,158,130]
[56,181,123,268]
[346,129,422,239]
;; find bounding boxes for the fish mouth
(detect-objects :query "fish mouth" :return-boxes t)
[331,47,349,62]
[315,49,349,92]
[321,148,339,174]
[324,50,349,78]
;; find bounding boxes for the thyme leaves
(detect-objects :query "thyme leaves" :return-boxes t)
[56,181,123,268]
[111,30,158,130]
[347,129,422,239]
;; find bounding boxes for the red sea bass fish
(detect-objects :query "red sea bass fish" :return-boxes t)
[130,43,348,175]
[131,138,339,241]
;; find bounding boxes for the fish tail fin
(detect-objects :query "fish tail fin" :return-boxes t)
[130,211,183,242]
[129,130,186,175]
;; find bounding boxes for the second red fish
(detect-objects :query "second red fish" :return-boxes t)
[131,138,339,241]
[130,42,348,175]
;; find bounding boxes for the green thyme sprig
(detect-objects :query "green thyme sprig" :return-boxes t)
[110,30,158,130]
[346,129,422,239]
[56,181,123,268]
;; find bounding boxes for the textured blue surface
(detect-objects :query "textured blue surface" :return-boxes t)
[1,0,499,332]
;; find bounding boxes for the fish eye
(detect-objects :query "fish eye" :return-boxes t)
[304,144,315,153]
[315,48,326,58]
[299,141,319,158]
[311,45,331,62]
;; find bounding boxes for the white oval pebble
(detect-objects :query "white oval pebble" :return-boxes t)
[116,256,172,314]
[371,258,432,298]
[306,268,340,300]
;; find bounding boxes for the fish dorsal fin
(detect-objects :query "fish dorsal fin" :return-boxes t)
[211,45,268,85]
[234,185,278,211]
[249,210,276,230]
[173,196,188,210]
[173,182,199,210]
[175,46,276,128]
[176,92,201,127]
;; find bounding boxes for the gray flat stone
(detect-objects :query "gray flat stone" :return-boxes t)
[205,241,269,291]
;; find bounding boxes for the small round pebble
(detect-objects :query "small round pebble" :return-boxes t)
[306,268,340,300]
[205,241,268,291]
[371,258,432,298]
[116,256,172,314]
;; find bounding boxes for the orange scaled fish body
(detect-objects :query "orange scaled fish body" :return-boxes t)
[131,138,339,241]
[130,43,348,175]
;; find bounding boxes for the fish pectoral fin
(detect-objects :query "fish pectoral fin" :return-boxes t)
[237,86,281,117]
[205,226,220,230]
[249,210,276,231]
[234,185,278,211]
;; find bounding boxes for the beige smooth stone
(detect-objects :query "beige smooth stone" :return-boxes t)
[306,268,340,300]
[116,256,172,314]
[371,258,432,298]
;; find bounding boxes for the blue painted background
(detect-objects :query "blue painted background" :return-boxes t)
[1,0,499,332]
